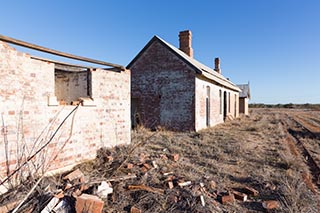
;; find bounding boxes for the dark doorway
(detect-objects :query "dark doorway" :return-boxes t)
[223,91,227,120]
[131,98,140,129]
[206,86,210,127]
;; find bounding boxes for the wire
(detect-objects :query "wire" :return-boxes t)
[0,104,80,186]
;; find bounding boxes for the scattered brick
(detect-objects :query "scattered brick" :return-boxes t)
[63,169,85,183]
[8,110,15,115]
[166,175,175,181]
[169,153,179,161]
[130,206,142,213]
[127,163,134,169]
[232,190,247,202]
[64,183,73,190]
[163,171,173,176]
[75,193,104,213]
[0,200,20,212]
[143,163,151,170]
[178,181,192,187]
[139,153,147,163]
[54,190,65,199]
[243,186,259,196]
[200,195,205,206]
[107,156,113,162]
[72,189,82,198]
[262,200,280,210]
[209,180,217,189]
[220,194,235,204]
[152,160,158,168]
[168,181,174,189]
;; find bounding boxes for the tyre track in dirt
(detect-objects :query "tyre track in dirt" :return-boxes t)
[283,113,320,190]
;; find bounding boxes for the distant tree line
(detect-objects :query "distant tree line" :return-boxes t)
[249,103,320,110]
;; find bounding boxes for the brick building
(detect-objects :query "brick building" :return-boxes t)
[237,83,251,115]
[128,30,241,131]
[0,37,130,179]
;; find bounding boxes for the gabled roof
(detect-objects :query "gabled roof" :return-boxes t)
[127,36,241,92]
[237,83,251,99]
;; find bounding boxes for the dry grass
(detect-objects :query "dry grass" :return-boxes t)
[1,108,319,212]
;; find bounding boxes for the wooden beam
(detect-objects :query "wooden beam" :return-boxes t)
[54,64,87,72]
[31,55,93,69]
[0,34,125,70]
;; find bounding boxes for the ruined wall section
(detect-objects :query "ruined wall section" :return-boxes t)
[91,68,131,147]
[131,40,195,131]
[0,41,130,179]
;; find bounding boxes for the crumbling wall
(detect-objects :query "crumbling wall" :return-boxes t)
[130,40,195,131]
[0,41,130,179]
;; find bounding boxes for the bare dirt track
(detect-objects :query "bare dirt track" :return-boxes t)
[1,108,320,212]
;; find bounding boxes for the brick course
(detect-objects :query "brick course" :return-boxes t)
[0,41,130,178]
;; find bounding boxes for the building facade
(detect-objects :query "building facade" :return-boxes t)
[128,30,240,131]
[237,83,251,115]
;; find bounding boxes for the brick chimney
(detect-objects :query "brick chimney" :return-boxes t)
[214,57,221,74]
[179,30,193,58]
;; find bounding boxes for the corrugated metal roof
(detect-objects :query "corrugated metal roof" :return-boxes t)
[156,36,241,92]
[127,35,241,92]
[237,84,251,98]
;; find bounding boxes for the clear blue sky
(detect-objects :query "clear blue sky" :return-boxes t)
[1,0,319,104]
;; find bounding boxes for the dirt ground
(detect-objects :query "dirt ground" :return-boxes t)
[1,108,320,212]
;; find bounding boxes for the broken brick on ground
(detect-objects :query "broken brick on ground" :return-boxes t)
[0,108,319,212]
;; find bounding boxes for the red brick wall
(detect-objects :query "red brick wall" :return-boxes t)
[0,41,130,179]
[130,40,195,131]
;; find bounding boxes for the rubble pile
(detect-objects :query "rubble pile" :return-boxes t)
[0,145,280,212]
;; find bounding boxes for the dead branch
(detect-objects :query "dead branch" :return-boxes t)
[1,114,11,188]
[0,104,80,186]
[109,131,158,177]
[128,185,164,195]
[49,104,79,168]
[90,174,137,184]
[11,176,44,213]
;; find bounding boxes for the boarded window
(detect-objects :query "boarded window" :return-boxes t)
[54,66,92,105]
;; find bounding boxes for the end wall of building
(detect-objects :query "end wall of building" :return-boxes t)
[239,97,249,115]
[130,40,195,131]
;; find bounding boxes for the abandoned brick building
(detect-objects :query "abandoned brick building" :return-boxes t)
[128,30,241,131]
[0,36,131,180]
[237,83,251,115]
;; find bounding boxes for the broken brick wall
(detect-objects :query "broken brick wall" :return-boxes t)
[130,40,195,131]
[0,41,131,178]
